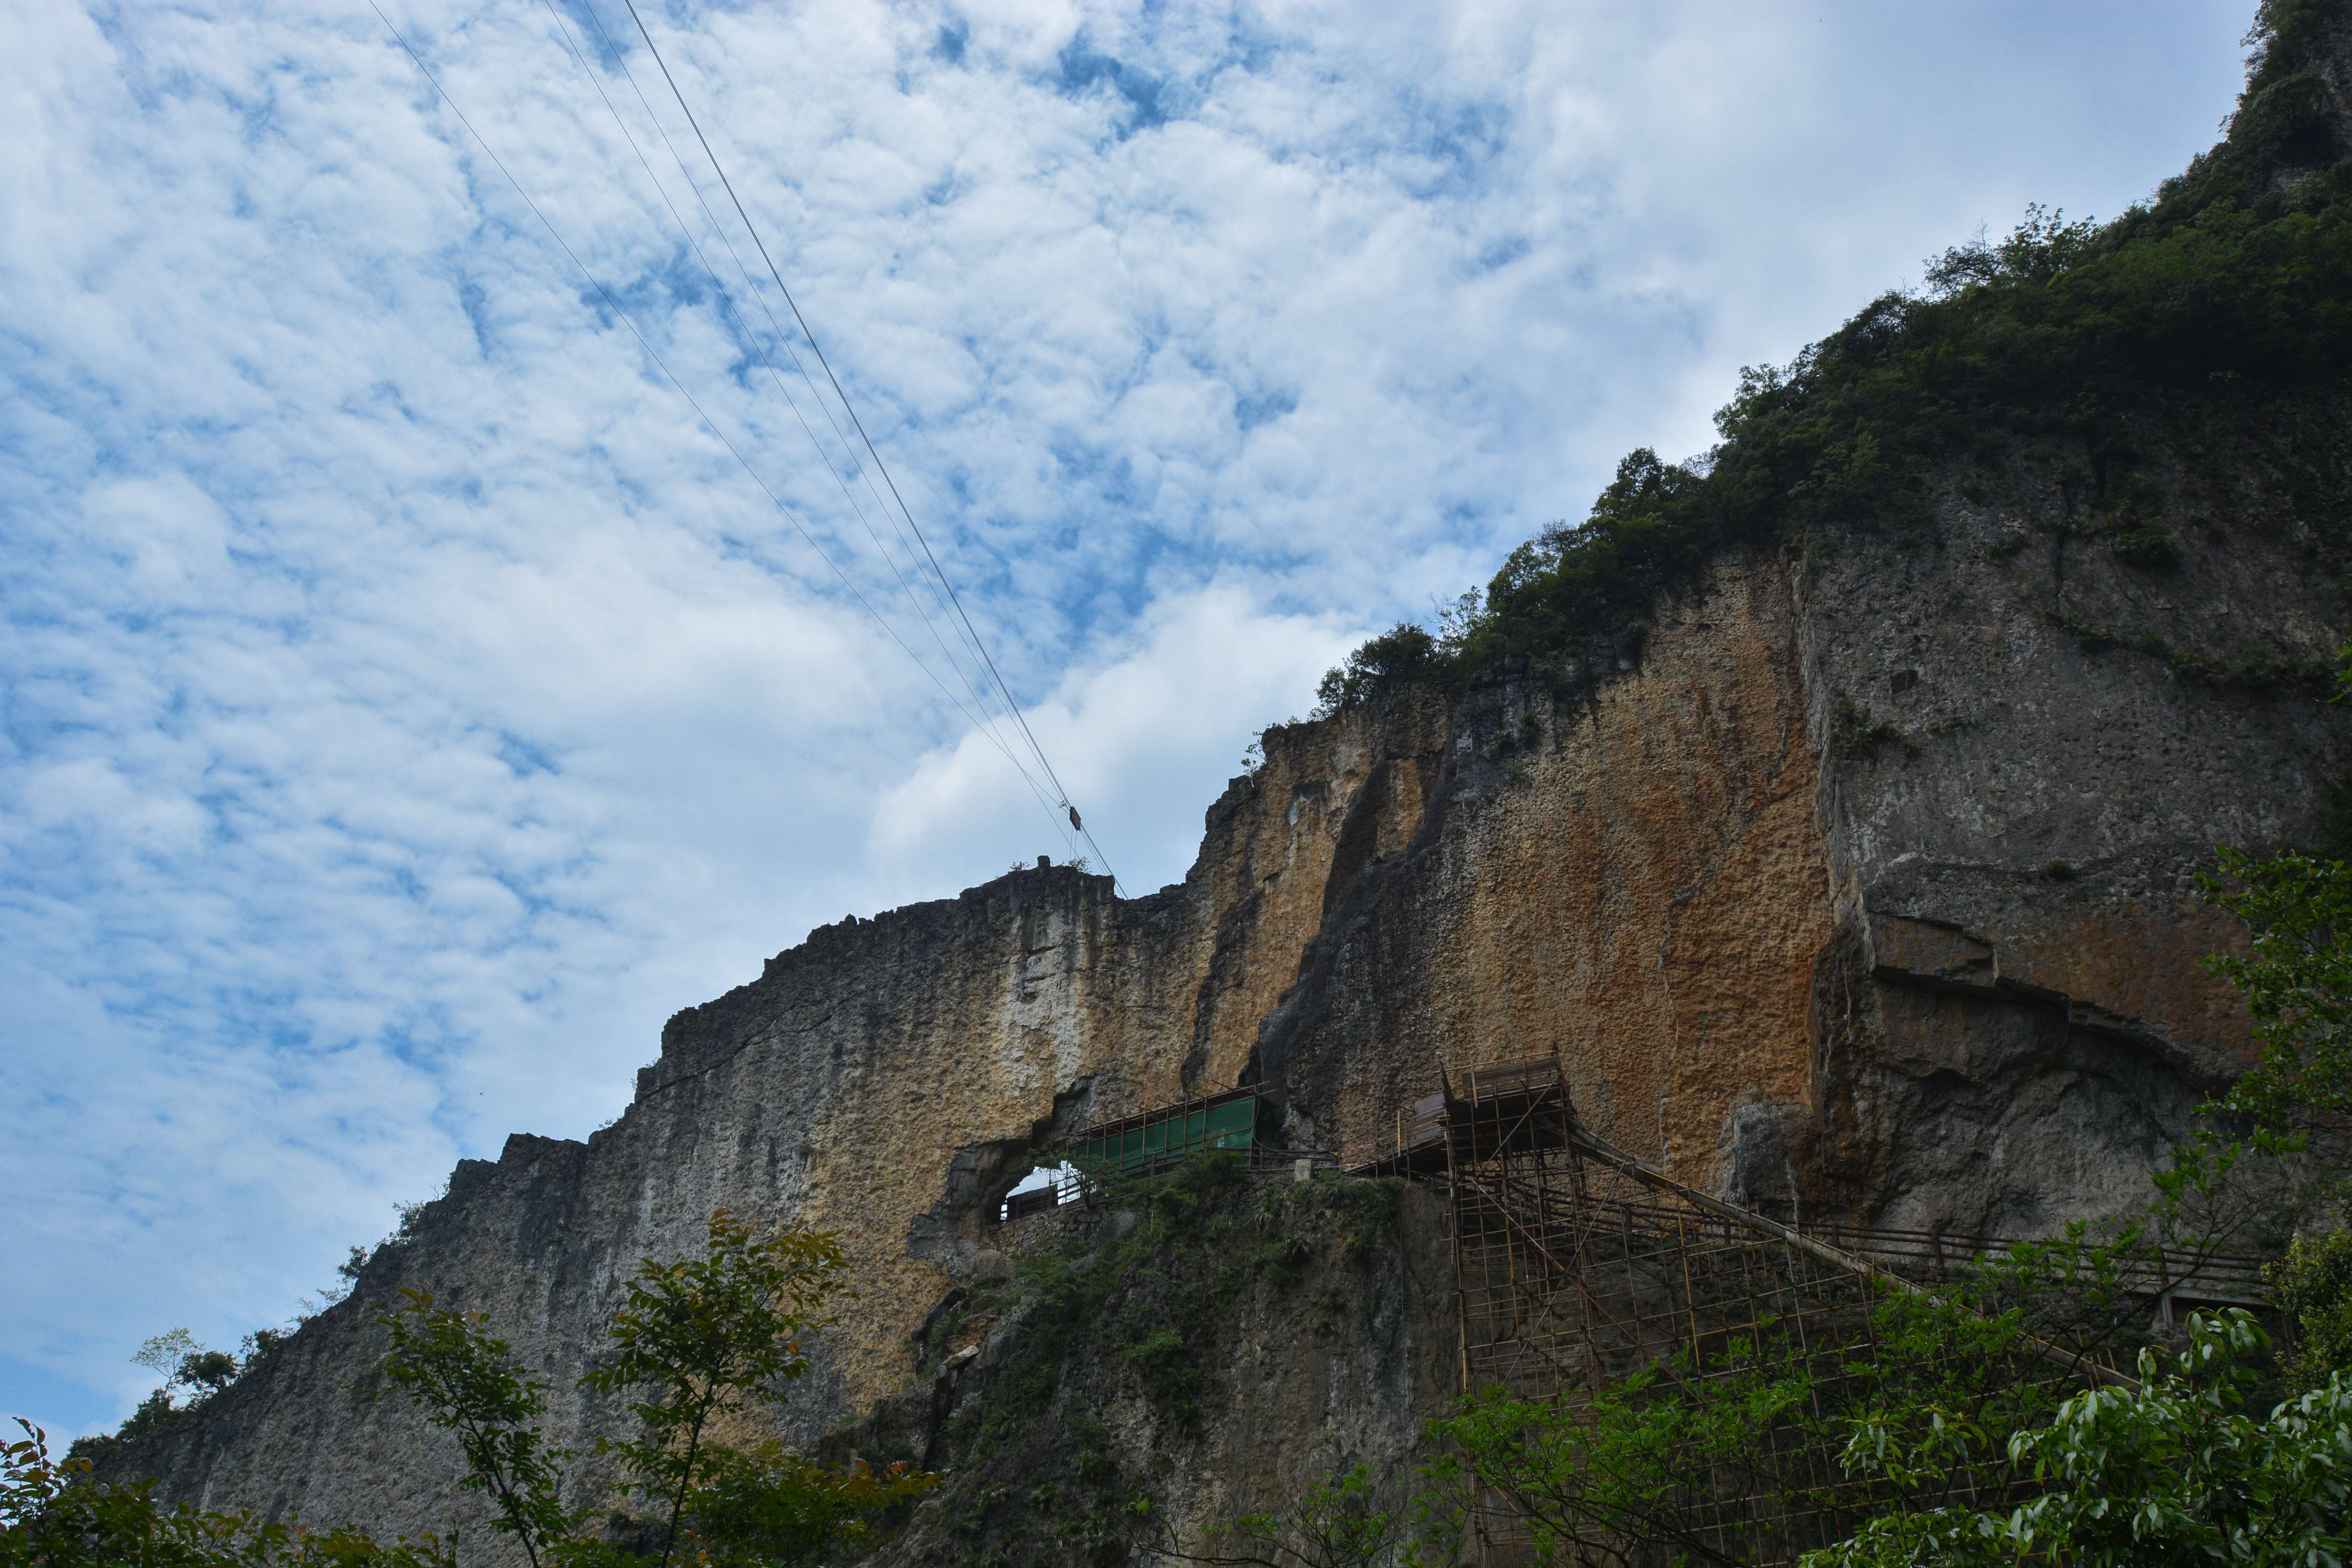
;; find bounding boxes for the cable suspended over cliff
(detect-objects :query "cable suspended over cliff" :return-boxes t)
[611,0,1122,886]
[370,1,1126,895]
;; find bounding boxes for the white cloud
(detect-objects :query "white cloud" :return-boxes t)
[872,580,1361,891]
[0,0,2252,1434]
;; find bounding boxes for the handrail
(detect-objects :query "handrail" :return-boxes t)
[1562,1124,2140,1391]
[1544,1194,2269,1292]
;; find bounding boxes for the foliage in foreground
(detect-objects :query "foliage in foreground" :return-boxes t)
[4,1212,929,1568]
[1806,1311,2352,1568]
[1417,1115,2332,1567]
[371,1289,573,1564]
[1421,1273,2090,1567]
[1313,0,2352,717]
[372,1210,936,1568]
[2276,1225,2352,1393]
[1,1421,452,1568]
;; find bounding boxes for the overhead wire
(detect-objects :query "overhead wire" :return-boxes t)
[524,0,1074,844]
[564,2,981,720]
[365,0,1073,844]
[611,0,1126,895]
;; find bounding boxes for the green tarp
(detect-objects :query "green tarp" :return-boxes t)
[1066,1094,1257,1176]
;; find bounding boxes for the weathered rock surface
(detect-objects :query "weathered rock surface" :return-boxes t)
[843,1174,1456,1567]
[108,425,2347,1549]
[1803,414,2348,1233]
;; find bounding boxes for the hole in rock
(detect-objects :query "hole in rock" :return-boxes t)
[997,1161,1081,1223]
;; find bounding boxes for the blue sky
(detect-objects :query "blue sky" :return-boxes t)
[3,0,2250,1442]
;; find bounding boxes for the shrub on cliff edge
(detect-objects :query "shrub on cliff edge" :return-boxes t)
[1315,0,2352,715]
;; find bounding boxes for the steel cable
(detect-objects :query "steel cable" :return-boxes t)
[367,1,1070,835]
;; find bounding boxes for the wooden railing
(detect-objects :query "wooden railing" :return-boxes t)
[1563,1194,2270,1303]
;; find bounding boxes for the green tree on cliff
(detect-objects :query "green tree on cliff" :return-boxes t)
[372,1210,935,1568]
[2203,842,2352,1125]
[2,1418,454,1568]
[1805,1311,2352,1568]
[1,1213,929,1566]
[1311,0,2352,714]
[2203,620,2352,1125]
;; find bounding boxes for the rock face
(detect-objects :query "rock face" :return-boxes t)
[840,1173,1459,1566]
[111,421,2346,1547]
[1802,412,2349,1232]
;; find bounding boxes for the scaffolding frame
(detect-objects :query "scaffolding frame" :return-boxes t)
[974,1060,2269,1558]
[1364,1056,2206,1568]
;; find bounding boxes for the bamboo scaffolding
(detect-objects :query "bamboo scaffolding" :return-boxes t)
[1415,1055,2166,1568]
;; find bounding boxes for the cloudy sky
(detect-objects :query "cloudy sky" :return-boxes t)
[3,0,2250,1440]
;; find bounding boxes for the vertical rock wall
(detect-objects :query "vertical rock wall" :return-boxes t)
[1254,555,1836,1200]
[110,454,2343,1546]
[1799,419,2350,1231]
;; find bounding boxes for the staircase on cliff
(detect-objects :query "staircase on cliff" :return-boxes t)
[1342,1056,2270,1566]
[981,1055,2275,1563]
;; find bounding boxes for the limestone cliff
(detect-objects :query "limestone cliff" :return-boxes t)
[108,452,2345,1544]
[99,4,2352,1540]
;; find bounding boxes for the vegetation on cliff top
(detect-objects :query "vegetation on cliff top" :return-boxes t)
[1316,0,2352,716]
[24,8,2352,1566]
